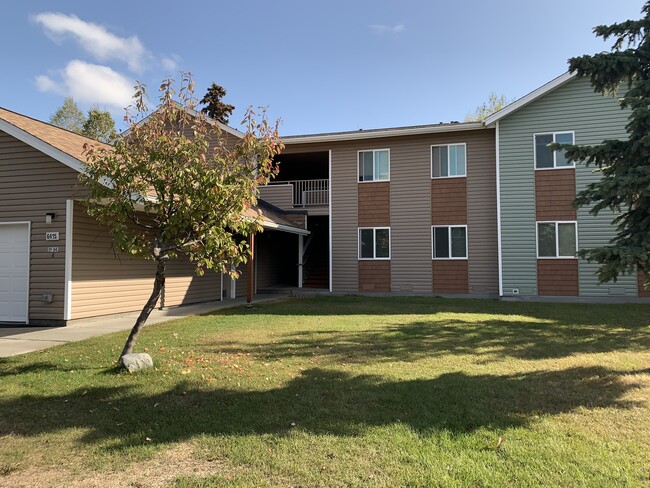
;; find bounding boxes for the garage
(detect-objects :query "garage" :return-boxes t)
[0,223,29,323]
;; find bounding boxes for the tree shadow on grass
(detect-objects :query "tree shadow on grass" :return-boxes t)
[0,366,643,450]
[214,295,650,328]
[204,296,650,361]
[218,316,650,362]
[0,359,60,378]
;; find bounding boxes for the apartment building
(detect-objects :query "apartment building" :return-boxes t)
[0,71,645,325]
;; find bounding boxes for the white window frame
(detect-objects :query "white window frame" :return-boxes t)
[431,143,467,179]
[431,225,468,260]
[358,227,391,260]
[357,149,390,183]
[533,131,575,170]
[535,221,578,259]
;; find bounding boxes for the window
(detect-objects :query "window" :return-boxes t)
[534,132,574,169]
[358,227,390,259]
[431,144,466,178]
[432,225,467,259]
[537,222,577,258]
[358,149,390,182]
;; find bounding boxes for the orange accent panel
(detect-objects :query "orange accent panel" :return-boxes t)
[359,260,390,292]
[431,178,467,225]
[432,260,468,294]
[358,181,390,227]
[535,169,577,221]
[638,271,650,297]
[537,259,579,296]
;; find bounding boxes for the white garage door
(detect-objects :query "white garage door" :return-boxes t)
[0,223,29,323]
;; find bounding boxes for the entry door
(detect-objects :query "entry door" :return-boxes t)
[0,223,29,323]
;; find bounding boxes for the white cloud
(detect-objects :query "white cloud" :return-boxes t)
[32,12,148,72]
[161,54,182,72]
[369,24,405,36]
[36,60,133,109]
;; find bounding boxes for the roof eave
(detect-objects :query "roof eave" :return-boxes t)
[283,122,485,144]
[483,71,577,126]
[0,118,85,173]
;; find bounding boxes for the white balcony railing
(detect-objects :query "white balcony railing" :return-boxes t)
[269,179,329,207]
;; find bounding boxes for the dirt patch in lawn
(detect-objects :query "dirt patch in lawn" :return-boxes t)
[1,444,223,488]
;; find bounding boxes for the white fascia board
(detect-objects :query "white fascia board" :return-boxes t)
[261,221,310,236]
[284,122,484,144]
[483,71,577,126]
[0,119,85,173]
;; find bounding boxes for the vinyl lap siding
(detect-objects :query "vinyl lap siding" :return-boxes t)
[285,131,495,294]
[499,116,538,296]
[389,136,432,293]
[465,130,498,294]
[259,184,293,211]
[499,77,634,297]
[71,204,220,319]
[0,131,79,323]
[331,146,359,291]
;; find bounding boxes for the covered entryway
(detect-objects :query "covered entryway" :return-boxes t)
[0,222,29,323]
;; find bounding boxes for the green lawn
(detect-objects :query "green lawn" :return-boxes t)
[0,296,649,487]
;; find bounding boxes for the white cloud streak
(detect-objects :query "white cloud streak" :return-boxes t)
[36,60,133,109]
[369,24,405,36]
[32,12,148,72]
[161,54,182,72]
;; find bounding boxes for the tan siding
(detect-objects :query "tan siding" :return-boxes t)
[537,259,579,296]
[284,130,495,294]
[259,184,293,211]
[71,204,221,319]
[235,262,249,298]
[358,181,390,227]
[358,260,390,292]
[535,169,577,221]
[0,130,79,323]
[431,178,467,225]
[466,130,498,295]
[176,121,241,152]
[432,260,468,294]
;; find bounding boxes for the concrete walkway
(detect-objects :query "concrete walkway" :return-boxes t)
[0,294,286,358]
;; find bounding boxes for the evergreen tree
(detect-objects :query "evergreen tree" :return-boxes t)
[562,2,650,284]
[49,97,86,134]
[199,82,235,124]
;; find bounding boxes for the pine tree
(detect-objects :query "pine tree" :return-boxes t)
[562,2,650,284]
[199,83,235,124]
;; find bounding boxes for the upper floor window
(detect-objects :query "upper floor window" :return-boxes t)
[537,221,577,258]
[358,149,390,182]
[432,225,467,259]
[359,227,390,259]
[432,143,466,178]
[534,132,574,169]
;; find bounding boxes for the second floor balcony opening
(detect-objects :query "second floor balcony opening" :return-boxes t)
[266,151,329,210]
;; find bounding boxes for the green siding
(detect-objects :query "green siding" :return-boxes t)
[499,76,635,297]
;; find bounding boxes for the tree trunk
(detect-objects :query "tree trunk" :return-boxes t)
[119,257,166,365]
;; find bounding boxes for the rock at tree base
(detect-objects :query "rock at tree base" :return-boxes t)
[121,353,154,373]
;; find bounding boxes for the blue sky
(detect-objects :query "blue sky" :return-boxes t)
[0,1,643,135]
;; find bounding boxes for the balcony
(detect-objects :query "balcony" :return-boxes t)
[266,179,329,210]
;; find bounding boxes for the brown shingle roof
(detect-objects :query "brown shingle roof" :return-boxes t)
[0,106,111,168]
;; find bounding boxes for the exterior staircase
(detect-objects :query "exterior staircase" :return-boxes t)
[302,224,329,289]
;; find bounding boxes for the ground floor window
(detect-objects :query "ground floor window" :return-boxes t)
[537,221,577,258]
[358,227,390,259]
[432,225,467,259]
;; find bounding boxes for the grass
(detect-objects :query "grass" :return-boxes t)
[0,296,649,487]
